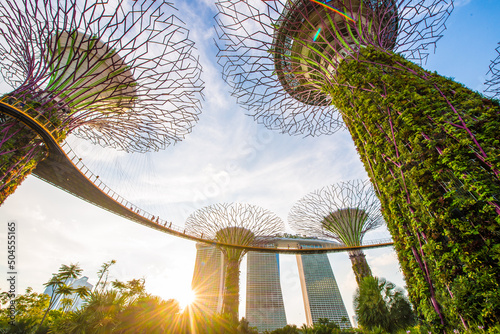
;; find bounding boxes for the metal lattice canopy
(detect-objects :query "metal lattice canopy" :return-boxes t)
[0,0,203,152]
[485,42,500,100]
[288,180,384,246]
[214,0,453,136]
[185,203,285,260]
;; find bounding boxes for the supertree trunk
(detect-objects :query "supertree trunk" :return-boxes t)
[348,250,372,284]
[329,47,500,328]
[185,203,284,323]
[222,256,241,322]
[0,115,48,203]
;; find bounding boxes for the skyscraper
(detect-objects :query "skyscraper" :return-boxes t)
[191,242,224,314]
[296,252,351,328]
[191,238,351,330]
[246,250,287,332]
[280,237,351,329]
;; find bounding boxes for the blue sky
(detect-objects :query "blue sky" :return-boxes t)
[0,0,499,327]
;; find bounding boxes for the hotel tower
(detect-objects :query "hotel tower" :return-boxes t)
[191,238,351,330]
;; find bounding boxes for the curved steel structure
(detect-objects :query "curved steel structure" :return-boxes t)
[273,0,398,106]
[0,99,392,254]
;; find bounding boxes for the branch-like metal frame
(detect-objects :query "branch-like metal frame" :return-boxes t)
[289,179,383,283]
[485,42,500,99]
[215,0,452,136]
[289,180,383,246]
[0,0,203,152]
[0,0,203,202]
[185,203,285,257]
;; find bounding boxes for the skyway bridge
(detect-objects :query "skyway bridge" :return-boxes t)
[1,98,393,254]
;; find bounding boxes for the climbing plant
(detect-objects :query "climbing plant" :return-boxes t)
[328,46,500,331]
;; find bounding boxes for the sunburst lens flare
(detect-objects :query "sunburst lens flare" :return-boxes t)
[178,289,197,311]
[185,203,285,322]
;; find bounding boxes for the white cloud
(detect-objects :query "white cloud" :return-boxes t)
[454,0,472,7]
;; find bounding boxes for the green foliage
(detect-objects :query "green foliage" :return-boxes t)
[266,321,365,334]
[222,257,241,322]
[94,259,116,293]
[0,261,266,334]
[267,324,301,333]
[0,116,47,204]
[237,317,260,334]
[328,46,500,331]
[354,277,416,334]
[0,95,67,205]
[47,262,182,334]
[354,277,390,332]
[350,251,373,285]
[0,287,63,334]
[177,312,259,334]
[40,263,87,325]
[52,291,181,334]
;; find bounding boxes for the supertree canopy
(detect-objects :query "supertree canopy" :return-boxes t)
[288,180,383,284]
[215,0,500,330]
[0,0,203,203]
[485,42,500,100]
[185,203,284,321]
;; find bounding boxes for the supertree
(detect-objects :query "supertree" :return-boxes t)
[214,0,500,330]
[288,180,383,284]
[485,42,500,100]
[185,203,284,322]
[0,0,203,204]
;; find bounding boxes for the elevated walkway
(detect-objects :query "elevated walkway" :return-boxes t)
[0,98,393,254]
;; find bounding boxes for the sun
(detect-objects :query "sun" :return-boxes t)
[177,289,197,311]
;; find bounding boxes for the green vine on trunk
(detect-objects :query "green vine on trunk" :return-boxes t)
[0,95,67,204]
[327,47,500,331]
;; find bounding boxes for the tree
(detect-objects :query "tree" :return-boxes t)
[39,263,84,328]
[354,277,416,333]
[114,295,180,333]
[313,318,341,334]
[52,276,182,334]
[237,317,259,334]
[214,0,500,329]
[94,260,116,293]
[270,324,301,334]
[53,290,126,333]
[0,287,66,334]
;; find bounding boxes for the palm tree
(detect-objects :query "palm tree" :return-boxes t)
[354,277,391,332]
[39,263,83,328]
[300,323,312,334]
[115,295,180,333]
[53,283,182,334]
[59,297,74,313]
[61,290,127,333]
[94,260,116,293]
[354,276,416,333]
